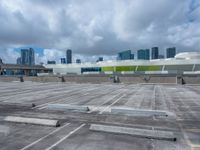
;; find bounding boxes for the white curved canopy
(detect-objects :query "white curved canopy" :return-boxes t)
[175,52,200,60]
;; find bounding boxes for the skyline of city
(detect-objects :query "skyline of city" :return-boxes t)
[0,46,180,65]
[11,47,176,65]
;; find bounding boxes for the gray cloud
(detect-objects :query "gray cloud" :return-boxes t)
[0,0,200,63]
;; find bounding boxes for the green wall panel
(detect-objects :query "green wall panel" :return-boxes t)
[137,66,162,71]
[102,66,115,72]
[102,65,162,72]
[115,66,136,72]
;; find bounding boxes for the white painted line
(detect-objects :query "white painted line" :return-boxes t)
[88,94,121,113]
[38,106,46,110]
[151,85,156,110]
[45,124,85,150]
[32,90,75,109]
[99,94,125,114]
[20,123,70,150]
[178,123,195,150]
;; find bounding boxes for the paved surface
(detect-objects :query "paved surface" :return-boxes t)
[0,81,200,150]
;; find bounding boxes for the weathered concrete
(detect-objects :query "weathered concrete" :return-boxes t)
[119,76,177,84]
[111,107,168,117]
[90,124,177,141]
[4,116,60,127]
[0,74,179,84]
[0,76,19,82]
[1,74,200,84]
[182,76,200,84]
[47,104,89,112]
[0,125,10,136]
[0,82,199,150]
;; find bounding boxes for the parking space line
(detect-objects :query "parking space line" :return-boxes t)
[20,123,70,150]
[87,94,119,113]
[45,124,85,150]
[190,143,200,148]
[99,94,125,114]
[178,123,195,150]
[185,129,200,133]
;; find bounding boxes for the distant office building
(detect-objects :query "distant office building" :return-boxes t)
[21,48,35,65]
[66,49,72,64]
[0,58,3,64]
[137,49,150,60]
[158,55,164,59]
[118,50,134,60]
[96,57,103,62]
[166,47,176,58]
[47,60,56,64]
[131,54,134,59]
[137,50,145,60]
[151,47,159,59]
[61,58,66,64]
[40,62,44,65]
[16,57,21,64]
[76,59,81,64]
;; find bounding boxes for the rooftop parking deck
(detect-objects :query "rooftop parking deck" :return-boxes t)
[0,82,200,150]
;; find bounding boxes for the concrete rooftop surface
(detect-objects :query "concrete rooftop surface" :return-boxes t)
[0,82,200,150]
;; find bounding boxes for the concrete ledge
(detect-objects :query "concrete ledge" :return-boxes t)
[47,104,89,112]
[111,107,168,117]
[0,102,36,108]
[90,124,176,141]
[4,116,60,127]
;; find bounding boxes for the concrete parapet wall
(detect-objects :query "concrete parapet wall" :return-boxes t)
[23,76,61,82]
[0,76,19,82]
[0,75,200,84]
[63,76,110,83]
[182,76,200,84]
[119,76,176,84]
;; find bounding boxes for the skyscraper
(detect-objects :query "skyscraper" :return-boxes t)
[47,60,56,64]
[151,47,159,59]
[16,57,21,64]
[158,55,164,59]
[0,58,3,64]
[118,50,134,60]
[131,54,134,59]
[166,47,176,58]
[21,48,35,65]
[61,58,66,64]
[137,49,150,60]
[66,49,72,64]
[76,59,81,63]
[96,57,103,62]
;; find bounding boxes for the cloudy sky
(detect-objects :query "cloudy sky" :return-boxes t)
[0,0,200,64]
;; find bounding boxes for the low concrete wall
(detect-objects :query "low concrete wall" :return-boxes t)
[119,76,176,84]
[23,76,61,82]
[63,76,111,83]
[0,74,200,84]
[182,76,200,84]
[0,76,19,82]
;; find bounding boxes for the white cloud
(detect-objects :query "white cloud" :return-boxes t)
[36,49,64,64]
[0,0,200,63]
[0,49,20,64]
